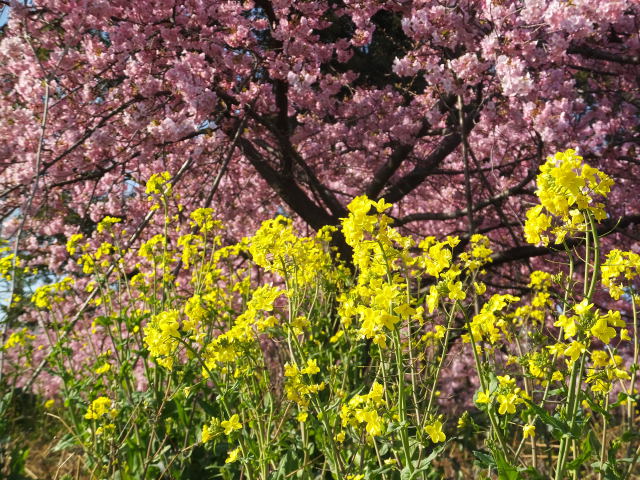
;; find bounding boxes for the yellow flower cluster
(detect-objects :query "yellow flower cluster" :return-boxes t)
[586,350,631,394]
[422,235,492,314]
[248,216,332,287]
[465,294,520,345]
[201,285,282,373]
[524,149,614,245]
[175,209,224,271]
[527,349,554,381]
[475,375,529,415]
[66,231,125,275]
[200,416,243,443]
[283,359,325,408]
[190,208,222,233]
[138,234,171,264]
[554,300,628,345]
[184,293,220,338]
[143,310,181,370]
[341,196,393,247]
[601,249,640,300]
[65,233,84,256]
[514,270,555,326]
[96,216,122,234]
[3,328,35,350]
[145,171,173,196]
[84,396,114,420]
[460,234,494,271]
[338,196,420,347]
[0,250,20,281]
[31,277,75,310]
[339,382,386,437]
[418,236,456,278]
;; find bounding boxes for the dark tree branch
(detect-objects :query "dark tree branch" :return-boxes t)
[381,129,463,204]
[568,43,640,65]
[214,82,347,220]
[365,118,432,199]
[41,95,147,172]
[393,156,535,226]
[489,214,640,267]
[274,79,292,175]
[365,96,457,200]
[236,137,334,231]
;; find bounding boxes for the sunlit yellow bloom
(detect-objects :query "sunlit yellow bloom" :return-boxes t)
[591,317,616,344]
[426,286,439,314]
[447,281,466,301]
[523,423,536,439]
[202,424,214,443]
[146,171,172,195]
[474,281,487,295]
[301,359,320,375]
[554,314,578,338]
[564,341,586,363]
[525,150,614,245]
[66,233,84,256]
[94,363,111,375]
[3,328,35,350]
[476,390,491,404]
[591,350,609,368]
[225,447,241,464]
[424,420,446,443]
[221,414,242,435]
[96,216,122,233]
[85,397,113,420]
[496,393,518,415]
[574,299,593,316]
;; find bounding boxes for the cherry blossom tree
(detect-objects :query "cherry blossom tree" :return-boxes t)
[0,0,639,284]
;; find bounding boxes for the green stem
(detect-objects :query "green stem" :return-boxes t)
[393,327,413,474]
[597,395,609,480]
[463,305,511,460]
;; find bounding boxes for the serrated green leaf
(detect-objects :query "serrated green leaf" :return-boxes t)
[473,450,496,469]
[566,432,593,470]
[495,452,520,480]
[525,400,572,437]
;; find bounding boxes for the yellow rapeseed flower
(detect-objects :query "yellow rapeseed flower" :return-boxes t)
[85,397,113,420]
[225,447,241,464]
[523,423,536,439]
[424,420,446,443]
[221,414,242,435]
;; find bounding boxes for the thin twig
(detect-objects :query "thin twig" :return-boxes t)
[0,80,50,384]
[22,154,197,391]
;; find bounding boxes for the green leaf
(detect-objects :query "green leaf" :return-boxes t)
[35,47,51,61]
[400,466,412,480]
[583,392,613,422]
[495,452,521,480]
[411,442,447,476]
[566,432,593,470]
[473,450,496,469]
[52,433,78,453]
[525,400,572,437]
[620,430,640,443]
